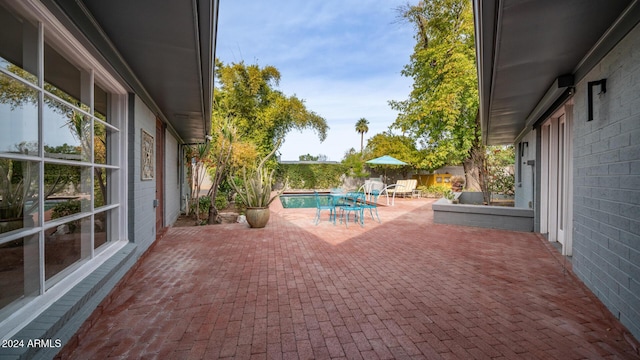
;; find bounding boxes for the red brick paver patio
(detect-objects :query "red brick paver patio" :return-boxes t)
[58,198,639,359]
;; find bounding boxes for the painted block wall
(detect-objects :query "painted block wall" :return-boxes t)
[515,130,537,210]
[572,23,640,340]
[165,129,180,226]
[129,95,157,253]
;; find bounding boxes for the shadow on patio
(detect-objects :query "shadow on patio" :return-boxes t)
[57,198,639,359]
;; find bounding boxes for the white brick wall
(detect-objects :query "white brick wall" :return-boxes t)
[572,23,640,340]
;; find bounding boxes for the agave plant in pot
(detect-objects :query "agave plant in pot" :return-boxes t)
[231,145,285,228]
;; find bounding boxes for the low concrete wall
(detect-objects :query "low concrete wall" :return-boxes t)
[433,198,534,232]
[459,191,484,204]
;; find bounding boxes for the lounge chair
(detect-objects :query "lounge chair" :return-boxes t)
[381,179,418,205]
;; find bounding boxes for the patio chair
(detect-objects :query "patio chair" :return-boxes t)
[314,191,335,225]
[361,190,381,223]
[359,178,385,203]
[337,192,364,228]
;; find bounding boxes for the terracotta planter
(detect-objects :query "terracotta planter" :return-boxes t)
[245,207,270,228]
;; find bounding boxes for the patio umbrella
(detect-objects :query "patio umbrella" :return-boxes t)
[366,155,408,183]
[366,155,407,166]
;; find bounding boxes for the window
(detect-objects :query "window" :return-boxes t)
[0,2,123,318]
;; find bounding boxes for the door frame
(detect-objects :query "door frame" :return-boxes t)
[540,102,573,255]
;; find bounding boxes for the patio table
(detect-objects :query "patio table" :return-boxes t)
[331,193,365,227]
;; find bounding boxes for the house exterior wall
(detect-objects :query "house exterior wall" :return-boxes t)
[571,23,640,340]
[130,95,158,253]
[515,130,537,210]
[165,129,181,226]
[0,0,205,353]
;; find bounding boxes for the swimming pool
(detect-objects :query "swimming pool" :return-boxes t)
[279,193,331,208]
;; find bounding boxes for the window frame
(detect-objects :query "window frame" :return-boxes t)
[0,0,129,339]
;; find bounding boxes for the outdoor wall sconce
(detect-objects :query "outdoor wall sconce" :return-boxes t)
[519,142,528,158]
[588,79,607,121]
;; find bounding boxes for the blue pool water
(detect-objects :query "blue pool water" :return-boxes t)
[279,194,331,208]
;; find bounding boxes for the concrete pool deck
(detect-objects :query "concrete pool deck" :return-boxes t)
[56,197,639,359]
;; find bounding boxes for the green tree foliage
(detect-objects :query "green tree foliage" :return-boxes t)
[1,64,107,203]
[0,158,37,221]
[390,0,482,188]
[341,148,369,179]
[355,118,369,155]
[206,60,329,223]
[277,163,345,189]
[214,60,329,157]
[365,132,419,178]
[298,154,329,161]
[484,145,515,197]
[0,66,37,109]
[365,132,419,166]
[298,154,318,161]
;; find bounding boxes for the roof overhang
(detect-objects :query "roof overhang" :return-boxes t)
[43,0,218,143]
[474,0,640,145]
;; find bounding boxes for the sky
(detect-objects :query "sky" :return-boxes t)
[216,1,416,161]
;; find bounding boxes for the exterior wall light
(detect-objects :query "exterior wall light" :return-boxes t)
[587,79,607,121]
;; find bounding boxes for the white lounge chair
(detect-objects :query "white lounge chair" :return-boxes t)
[381,179,418,205]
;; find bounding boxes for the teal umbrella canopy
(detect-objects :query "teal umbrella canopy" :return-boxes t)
[366,156,408,183]
[366,155,407,166]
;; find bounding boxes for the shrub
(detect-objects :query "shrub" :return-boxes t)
[233,194,246,214]
[443,189,455,200]
[424,184,450,198]
[51,200,83,233]
[215,193,228,211]
[485,146,515,196]
[200,196,211,213]
[277,163,345,189]
[51,200,81,219]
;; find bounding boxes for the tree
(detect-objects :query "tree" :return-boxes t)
[184,142,210,223]
[365,132,419,179]
[365,132,418,165]
[214,60,329,158]
[355,118,369,155]
[1,64,108,205]
[390,0,482,190]
[484,145,515,200]
[204,117,253,224]
[299,154,318,161]
[298,153,329,161]
[208,60,329,224]
[341,148,369,179]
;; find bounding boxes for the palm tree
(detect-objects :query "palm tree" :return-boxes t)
[355,117,369,155]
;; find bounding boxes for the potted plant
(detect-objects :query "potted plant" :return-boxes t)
[443,189,456,204]
[231,145,285,228]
